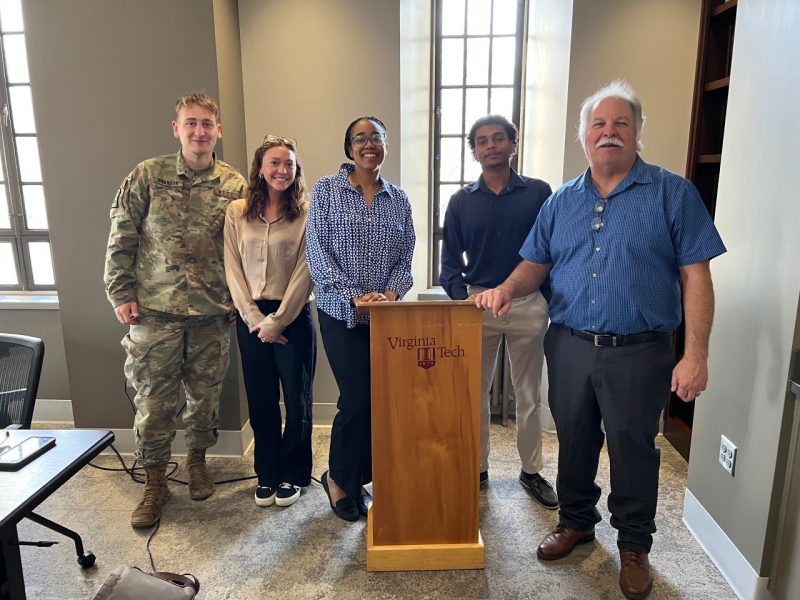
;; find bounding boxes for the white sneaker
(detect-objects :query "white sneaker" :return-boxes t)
[275,482,301,507]
[254,485,276,507]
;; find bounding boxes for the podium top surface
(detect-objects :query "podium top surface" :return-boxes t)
[356,300,479,314]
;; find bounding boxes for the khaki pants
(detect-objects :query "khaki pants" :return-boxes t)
[122,307,230,466]
[470,287,549,474]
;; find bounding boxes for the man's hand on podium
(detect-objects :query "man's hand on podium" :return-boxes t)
[474,286,513,318]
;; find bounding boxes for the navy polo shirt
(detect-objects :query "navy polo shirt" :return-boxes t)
[440,169,552,300]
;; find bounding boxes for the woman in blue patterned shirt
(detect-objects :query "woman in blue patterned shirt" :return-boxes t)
[306,116,415,521]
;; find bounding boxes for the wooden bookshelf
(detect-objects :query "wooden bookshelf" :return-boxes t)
[664,0,737,460]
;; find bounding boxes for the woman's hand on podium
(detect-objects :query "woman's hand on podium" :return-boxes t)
[355,292,391,303]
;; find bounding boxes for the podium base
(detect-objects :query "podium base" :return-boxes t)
[366,510,485,572]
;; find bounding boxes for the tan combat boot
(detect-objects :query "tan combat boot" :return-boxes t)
[186,448,214,500]
[130,463,171,528]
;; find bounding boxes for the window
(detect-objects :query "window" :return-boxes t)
[0,0,54,290]
[431,0,527,285]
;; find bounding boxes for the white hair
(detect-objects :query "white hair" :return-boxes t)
[578,80,645,153]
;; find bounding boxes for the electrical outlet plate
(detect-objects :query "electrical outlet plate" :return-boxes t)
[719,434,737,476]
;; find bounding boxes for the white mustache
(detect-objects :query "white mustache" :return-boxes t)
[596,136,624,148]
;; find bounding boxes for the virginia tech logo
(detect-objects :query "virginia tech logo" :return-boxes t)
[417,346,435,369]
[386,335,464,370]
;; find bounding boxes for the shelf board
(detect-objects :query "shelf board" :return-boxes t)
[697,154,722,164]
[712,0,737,17]
[704,77,730,92]
[664,414,692,461]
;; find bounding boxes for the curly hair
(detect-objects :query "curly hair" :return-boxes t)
[244,140,307,222]
[467,115,517,151]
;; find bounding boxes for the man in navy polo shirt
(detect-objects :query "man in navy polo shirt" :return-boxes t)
[475,82,725,600]
[440,115,557,509]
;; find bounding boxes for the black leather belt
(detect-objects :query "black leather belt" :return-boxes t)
[563,326,672,347]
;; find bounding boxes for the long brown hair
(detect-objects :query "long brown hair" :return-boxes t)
[244,140,307,222]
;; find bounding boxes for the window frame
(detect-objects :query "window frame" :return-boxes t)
[0,13,53,292]
[430,0,528,287]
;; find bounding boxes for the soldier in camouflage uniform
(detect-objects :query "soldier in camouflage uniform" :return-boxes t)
[104,92,247,528]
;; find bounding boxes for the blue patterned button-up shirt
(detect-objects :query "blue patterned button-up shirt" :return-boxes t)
[520,157,726,334]
[306,163,415,328]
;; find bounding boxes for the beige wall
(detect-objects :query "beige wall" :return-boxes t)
[238,0,401,186]
[687,0,800,574]
[11,0,800,586]
[22,0,247,430]
[238,0,402,413]
[0,308,69,399]
[563,0,701,181]
[211,0,251,424]
[213,0,249,175]
[12,0,707,434]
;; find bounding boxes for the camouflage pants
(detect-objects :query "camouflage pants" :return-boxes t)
[122,307,230,466]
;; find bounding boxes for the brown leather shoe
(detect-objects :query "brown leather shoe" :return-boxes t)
[536,526,595,560]
[619,549,653,599]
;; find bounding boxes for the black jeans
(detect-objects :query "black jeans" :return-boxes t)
[236,301,316,487]
[544,324,674,553]
[317,309,372,500]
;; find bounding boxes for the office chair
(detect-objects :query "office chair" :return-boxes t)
[0,333,96,569]
[0,333,43,429]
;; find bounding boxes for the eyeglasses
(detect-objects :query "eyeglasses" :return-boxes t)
[350,132,386,147]
[591,198,607,231]
[262,134,297,148]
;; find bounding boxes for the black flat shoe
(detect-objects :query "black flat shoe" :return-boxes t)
[321,470,358,522]
[356,489,373,517]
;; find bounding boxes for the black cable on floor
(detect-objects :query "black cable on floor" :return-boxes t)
[88,444,179,484]
[88,443,257,485]
[91,381,258,484]
[146,519,160,572]
[89,381,273,571]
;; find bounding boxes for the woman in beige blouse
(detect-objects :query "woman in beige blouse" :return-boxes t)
[224,135,315,508]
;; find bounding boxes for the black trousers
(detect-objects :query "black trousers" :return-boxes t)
[544,324,674,553]
[236,301,316,488]
[317,309,372,500]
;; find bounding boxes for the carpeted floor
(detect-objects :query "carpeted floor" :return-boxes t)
[17,424,735,599]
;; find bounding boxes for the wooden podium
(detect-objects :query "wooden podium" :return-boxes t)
[357,300,484,571]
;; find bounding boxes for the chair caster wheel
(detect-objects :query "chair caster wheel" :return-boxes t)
[78,551,96,569]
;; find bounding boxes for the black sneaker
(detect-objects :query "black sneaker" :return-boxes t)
[255,485,276,507]
[479,471,488,487]
[519,471,558,509]
[275,483,301,507]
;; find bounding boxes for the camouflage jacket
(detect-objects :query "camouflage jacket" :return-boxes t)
[104,151,247,316]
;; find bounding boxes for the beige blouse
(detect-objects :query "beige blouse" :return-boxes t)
[224,198,313,337]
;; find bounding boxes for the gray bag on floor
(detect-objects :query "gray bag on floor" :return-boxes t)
[90,565,199,599]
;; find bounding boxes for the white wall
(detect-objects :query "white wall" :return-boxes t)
[400,0,433,296]
[521,0,574,188]
[687,0,800,577]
